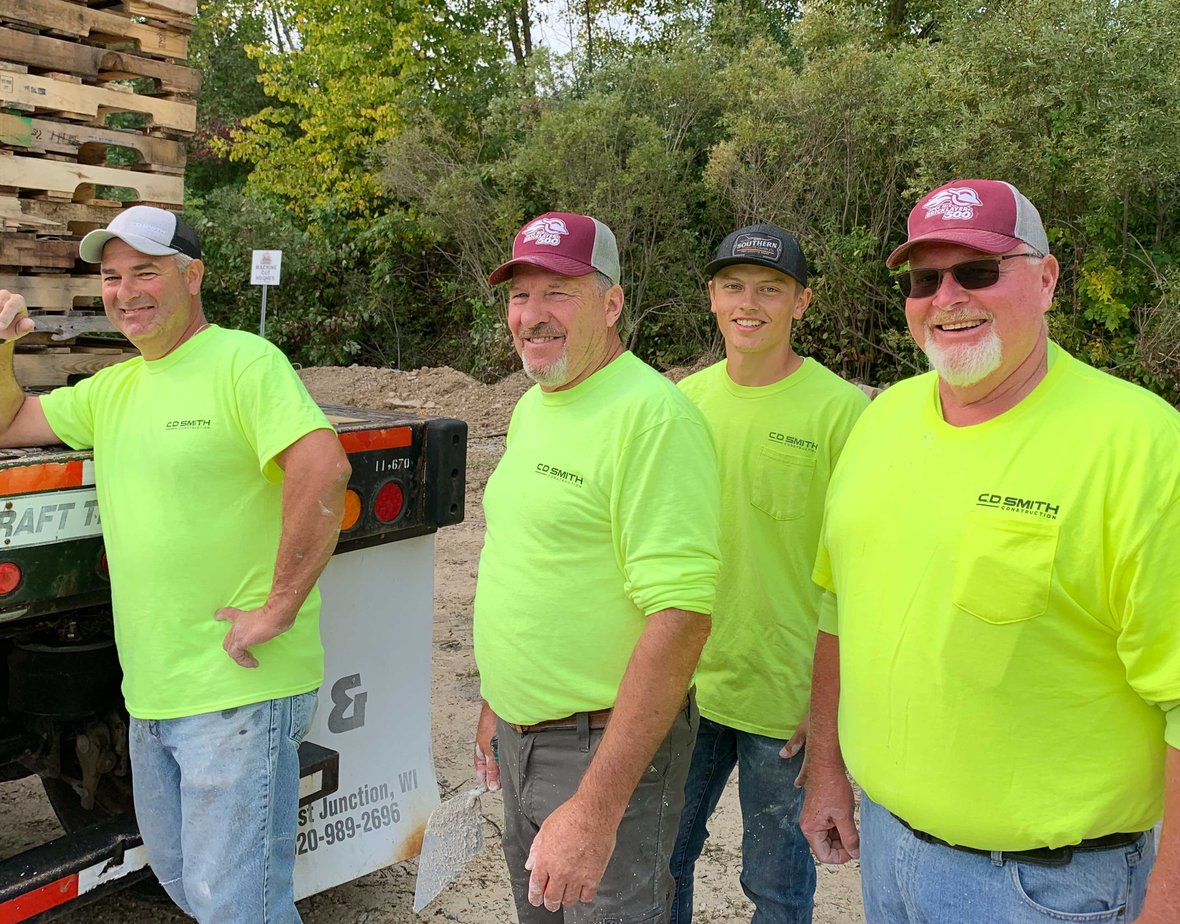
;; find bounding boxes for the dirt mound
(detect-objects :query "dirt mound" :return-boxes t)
[300,366,532,438]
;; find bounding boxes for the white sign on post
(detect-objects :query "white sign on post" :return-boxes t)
[250,250,283,337]
[251,250,283,285]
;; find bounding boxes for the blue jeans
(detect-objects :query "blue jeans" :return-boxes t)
[670,717,815,924]
[130,692,318,923]
[860,792,1156,923]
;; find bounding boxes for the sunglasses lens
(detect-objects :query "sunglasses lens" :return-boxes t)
[901,269,940,298]
[953,261,1002,290]
[900,260,1003,298]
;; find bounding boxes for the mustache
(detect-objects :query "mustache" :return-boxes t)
[927,310,993,327]
[519,325,564,338]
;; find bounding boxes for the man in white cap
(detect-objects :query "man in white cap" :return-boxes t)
[0,206,350,923]
[802,180,1180,922]
[471,211,721,922]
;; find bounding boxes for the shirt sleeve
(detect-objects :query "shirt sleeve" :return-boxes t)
[817,589,839,635]
[612,413,721,617]
[232,345,332,482]
[1115,491,1180,738]
[39,377,100,450]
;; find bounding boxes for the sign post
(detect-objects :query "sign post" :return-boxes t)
[250,250,283,338]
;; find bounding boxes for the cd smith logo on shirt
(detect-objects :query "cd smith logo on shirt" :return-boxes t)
[976,492,1060,519]
[165,419,212,431]
[535,463,584,487]
[768,432,818,453]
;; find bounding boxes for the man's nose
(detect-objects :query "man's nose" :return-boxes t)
[517,299,550,326]
[931,269,968,307]
[115,276,140,302]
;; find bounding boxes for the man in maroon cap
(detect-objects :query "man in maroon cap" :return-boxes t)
[800,179,1180,922]
[470,212,722,922]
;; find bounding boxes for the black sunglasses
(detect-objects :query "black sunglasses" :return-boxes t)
[898,253,1042,298]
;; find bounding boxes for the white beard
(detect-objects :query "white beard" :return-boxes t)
[522,350,570,387]
[923,325,1003,387]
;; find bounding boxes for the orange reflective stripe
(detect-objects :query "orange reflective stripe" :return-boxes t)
[337,427,412,453]
[0,461,86,497]
[0,874,80,923]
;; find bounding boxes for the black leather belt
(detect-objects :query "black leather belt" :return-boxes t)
[893,814,1147,867]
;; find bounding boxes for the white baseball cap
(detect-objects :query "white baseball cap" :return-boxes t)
[79,206,202,263]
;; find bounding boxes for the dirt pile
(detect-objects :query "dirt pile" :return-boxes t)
[299,366,532,438]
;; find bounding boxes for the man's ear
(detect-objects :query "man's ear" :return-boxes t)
[604,284,625,328]
[1038,255,1060,314]
[793,285,813,320]
[184,259,205,295]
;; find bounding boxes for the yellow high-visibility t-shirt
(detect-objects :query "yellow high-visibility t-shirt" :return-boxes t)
[474,352,721,726]
[42,326,331,719]
[815,343,1180,850]
[679,359,867,738]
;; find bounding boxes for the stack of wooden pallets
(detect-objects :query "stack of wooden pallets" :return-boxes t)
[0,0,199,385]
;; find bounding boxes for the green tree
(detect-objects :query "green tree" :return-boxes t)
[187,0,273,196]
[227,0,512,221]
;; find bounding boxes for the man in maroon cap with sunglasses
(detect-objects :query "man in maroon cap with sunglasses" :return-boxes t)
[800,180,1180,922]
[470,212,721,922]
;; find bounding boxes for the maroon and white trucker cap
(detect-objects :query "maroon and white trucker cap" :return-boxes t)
[489,212,620,286]
[79,206,202,263]
[886,179,1048,268]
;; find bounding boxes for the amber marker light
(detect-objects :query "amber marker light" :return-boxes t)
[340,489,362,532]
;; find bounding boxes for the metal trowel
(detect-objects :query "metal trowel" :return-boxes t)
[412,783,488,912]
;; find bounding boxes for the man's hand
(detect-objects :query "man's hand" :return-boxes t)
[800,767,860,864]
[0,291,35,342]
[782,712,809,760]
[214,605,295,668]
[474,700,501,792]
[525,796,616,911]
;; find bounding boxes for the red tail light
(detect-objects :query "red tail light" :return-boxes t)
[0,561,22,595]
[374,481,405,523]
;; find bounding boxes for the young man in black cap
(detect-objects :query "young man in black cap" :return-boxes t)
[670,225,869,924]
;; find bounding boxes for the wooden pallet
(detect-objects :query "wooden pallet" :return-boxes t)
[15,339,137,387]
[1,112,186,173]
[3,0,189,61]
[0,154,184,204]
[0,72,196,133]
[0,233,77,269]
[0,26,201,96]
[0,197,123,235]
[58,0,198,30]
[0,272,102,309]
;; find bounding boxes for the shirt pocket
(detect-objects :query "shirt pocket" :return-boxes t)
[750,446,816,521]
[952,511,1060,625]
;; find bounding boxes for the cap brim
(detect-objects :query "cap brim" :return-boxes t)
[79,229,180,264]
[705,255,805,285]
[488,254,600,287]
[886,229,1024,268]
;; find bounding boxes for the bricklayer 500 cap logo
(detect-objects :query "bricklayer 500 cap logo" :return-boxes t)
[924,187,984,221]
[522,217,569,247]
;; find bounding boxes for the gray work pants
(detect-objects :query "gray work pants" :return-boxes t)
[496,696,698,924]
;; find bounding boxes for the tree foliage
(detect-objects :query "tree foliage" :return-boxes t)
[226,0,511,222]
[191,0,1180,402]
